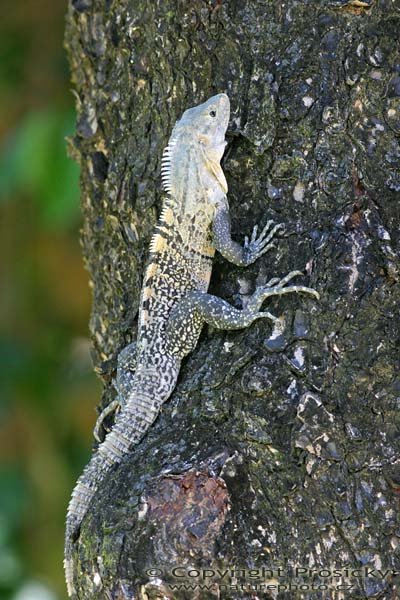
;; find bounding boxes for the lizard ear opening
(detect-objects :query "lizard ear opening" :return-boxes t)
[198,134,211,146]
[209,110,216,117]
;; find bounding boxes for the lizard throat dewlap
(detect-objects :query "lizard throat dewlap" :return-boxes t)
[64,93,319,597]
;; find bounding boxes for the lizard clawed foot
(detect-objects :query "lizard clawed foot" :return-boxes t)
[93,341,138,442]
[245,271,318,350]
[243,221,285,264]
[93,400,121,443]
[248,270,319,313]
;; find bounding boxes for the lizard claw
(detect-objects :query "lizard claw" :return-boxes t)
[250,224,258,243]
[243,221,285,264]
[248,270,319,310]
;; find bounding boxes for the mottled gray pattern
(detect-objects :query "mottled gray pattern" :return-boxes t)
[64,93,318,597]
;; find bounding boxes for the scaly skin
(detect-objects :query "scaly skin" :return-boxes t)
[64,93,319,597]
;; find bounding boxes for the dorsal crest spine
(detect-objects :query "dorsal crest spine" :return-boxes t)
[161,136,177,194]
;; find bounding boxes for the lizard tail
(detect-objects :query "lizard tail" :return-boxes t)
[64,393,160,597]
[64,452,111,598]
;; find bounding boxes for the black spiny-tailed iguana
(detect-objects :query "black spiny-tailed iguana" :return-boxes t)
[64,93,319,597]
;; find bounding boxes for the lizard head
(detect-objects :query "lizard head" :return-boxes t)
[177,93,230,160]
[162,94,230,197]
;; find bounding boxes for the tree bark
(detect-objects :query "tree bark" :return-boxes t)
[65,1,400,598]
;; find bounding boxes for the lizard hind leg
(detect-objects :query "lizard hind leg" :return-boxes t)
[165,273,318,359]
[93,341,138,443]
[247,270,319,313]
[165,290,282,359]
[93,400,120,443]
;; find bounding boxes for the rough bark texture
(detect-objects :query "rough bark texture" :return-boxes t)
[65,1,400,598]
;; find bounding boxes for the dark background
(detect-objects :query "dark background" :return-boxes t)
[0,2,99,598]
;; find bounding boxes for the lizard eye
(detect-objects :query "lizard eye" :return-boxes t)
[209,110,216,117]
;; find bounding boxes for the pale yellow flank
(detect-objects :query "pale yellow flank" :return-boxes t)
[161,207,174,225]
[150,234,167,253]
[142,286,154,301]
[145,262,159,279]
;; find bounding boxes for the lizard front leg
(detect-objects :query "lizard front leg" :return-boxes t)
[165,274,318,359]
[213,203,284,267]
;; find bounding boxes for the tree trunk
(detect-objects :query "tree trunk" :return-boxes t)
[65,1,400,598]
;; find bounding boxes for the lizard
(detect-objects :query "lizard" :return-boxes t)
[64,92,319,597]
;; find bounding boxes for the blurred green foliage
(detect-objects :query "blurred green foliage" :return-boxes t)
[0,110,80,228]
[0,2,100,599]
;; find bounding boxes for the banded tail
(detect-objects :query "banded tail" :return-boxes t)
[64,389,165,597]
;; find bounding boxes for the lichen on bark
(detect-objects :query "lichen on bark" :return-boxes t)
[65,1,400,598]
